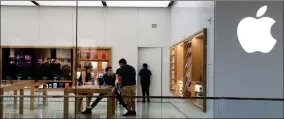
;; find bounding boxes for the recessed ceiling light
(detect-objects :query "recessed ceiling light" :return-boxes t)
[1,1,35,6]
[36,1,103,7]
[106,1,170,7]
[78,1,103,7]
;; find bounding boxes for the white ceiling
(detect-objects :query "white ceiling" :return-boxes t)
[1,1,171,7]
[36,1,103,7]
[106,1,170,7]
[1,1,35,6]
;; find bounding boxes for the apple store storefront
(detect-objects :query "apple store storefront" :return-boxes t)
[0,1,283,118]
[214,1,283,118]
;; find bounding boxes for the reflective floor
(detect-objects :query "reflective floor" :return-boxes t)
[2,91,188,118]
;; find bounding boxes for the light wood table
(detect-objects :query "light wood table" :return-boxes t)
[0,81,47,118]
[64,85,116,119]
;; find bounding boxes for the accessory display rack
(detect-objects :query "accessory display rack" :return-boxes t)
[169,28,207,112]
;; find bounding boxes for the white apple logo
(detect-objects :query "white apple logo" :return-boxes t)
[237,5,276,53]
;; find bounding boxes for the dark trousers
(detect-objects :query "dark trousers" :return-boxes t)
[141,82,150,101]
[89,88,128,109]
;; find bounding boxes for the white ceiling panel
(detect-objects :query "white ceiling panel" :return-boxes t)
[106,1,170,7]
[1,1,35,6]
[36,1,103,7]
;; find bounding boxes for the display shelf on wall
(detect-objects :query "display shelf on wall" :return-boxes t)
[74,47,112,86]
[178,44,185,97]
[1,47,74,89]
[1,46,113,89]
[169,28,207,112]
[170,46,176,92]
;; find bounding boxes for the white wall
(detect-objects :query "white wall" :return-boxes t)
[1,6,171,102]
[138,47,162,102]
[1,6,40,46]
[1,6,170,64]
[170,1,214,118]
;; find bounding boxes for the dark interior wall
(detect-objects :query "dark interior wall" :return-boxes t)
[2,48,73,80]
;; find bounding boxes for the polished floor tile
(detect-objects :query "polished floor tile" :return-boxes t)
[2,99,187,118]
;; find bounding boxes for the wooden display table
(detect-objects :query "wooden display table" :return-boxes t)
[0,81,47,118]
[64,85,115,119]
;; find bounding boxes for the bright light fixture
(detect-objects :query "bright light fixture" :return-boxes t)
[1,1,35,6]
[36,1,103,7]
[106,1,170,7]
[78,1,103,7]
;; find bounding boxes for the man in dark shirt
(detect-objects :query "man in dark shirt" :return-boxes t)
[139,63,152,103]
[118,58,137,116]
[81,66,128,114]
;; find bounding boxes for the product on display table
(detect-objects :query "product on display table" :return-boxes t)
[195,84,203,106]
[86,52,91,59]
[6,76,12,80]
[49,84,52,88]
[39,85,43,88]
[65,83,69,88]
[53,83,57,88]
[17,74,22,81]
[42,77,48,80]
[91,78,95,85]
[59,83,64,88]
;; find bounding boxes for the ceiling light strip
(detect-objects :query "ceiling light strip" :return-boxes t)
[1,1,36,6]
[106,1,170,7]
[36,1,103,7]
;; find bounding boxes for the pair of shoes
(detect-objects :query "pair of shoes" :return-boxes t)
[142,100,146,103]
[123,111,136,116]
[81,108,92,114]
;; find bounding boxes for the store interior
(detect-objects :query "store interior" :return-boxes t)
[2,48,73,87]
[0,1,215,118]
[170,29,207,112]
[2,47,112,89]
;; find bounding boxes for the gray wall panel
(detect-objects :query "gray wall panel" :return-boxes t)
[215,1,283,118]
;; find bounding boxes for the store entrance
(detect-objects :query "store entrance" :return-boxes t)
[138,47,162,102]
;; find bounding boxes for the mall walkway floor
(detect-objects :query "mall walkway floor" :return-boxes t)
[2,100,187,118]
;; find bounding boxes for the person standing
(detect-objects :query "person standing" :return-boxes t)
[118,58,137,116]
[77,64,93,112]
[139,63,152,103]
[116,68,123,105]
